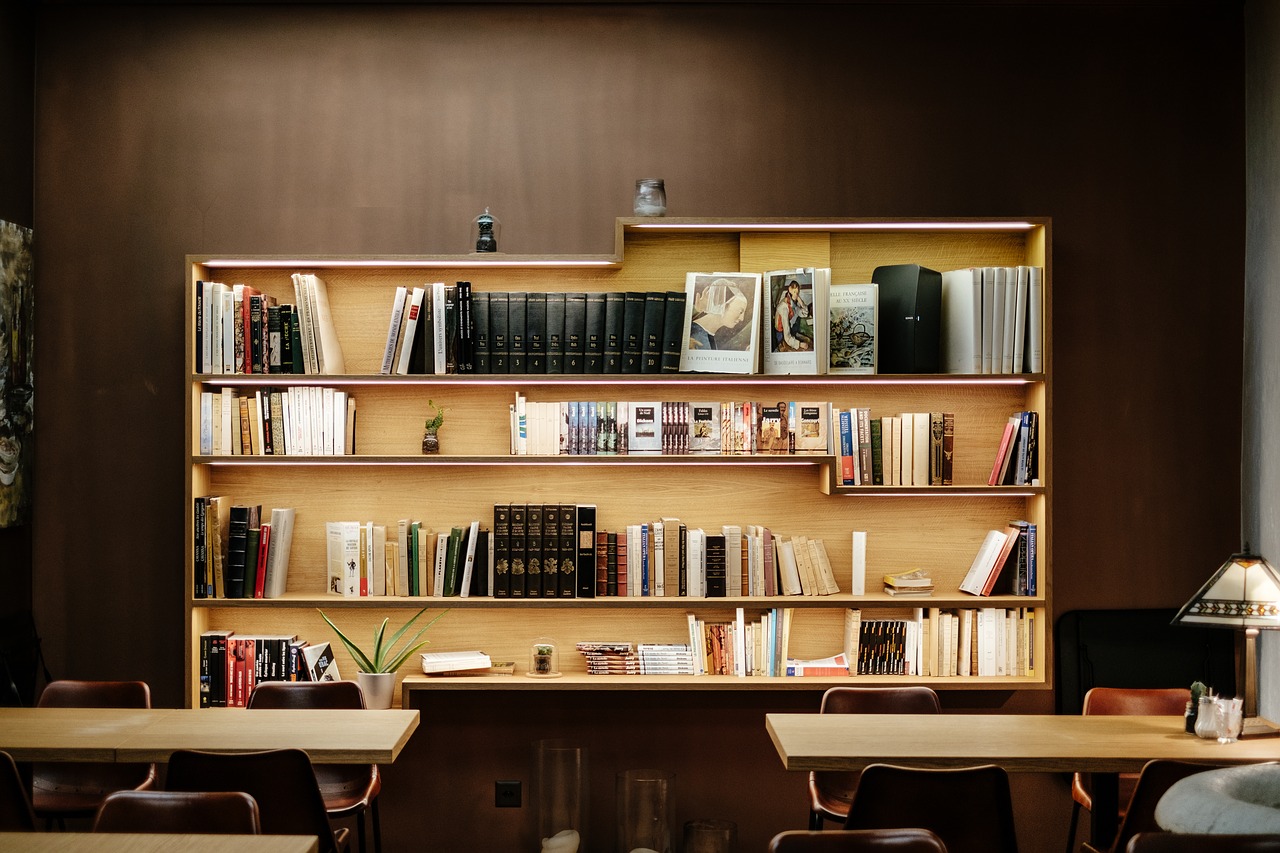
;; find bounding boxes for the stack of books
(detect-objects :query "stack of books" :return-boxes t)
[883,570,935,597]
[575,641,641,675]
[637,643,696,675]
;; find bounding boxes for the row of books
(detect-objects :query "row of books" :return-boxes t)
[941,265,1044,375]
[198,632,338,708]
[987,410,1040,486]
[835,409,956,487]
[193,499,295,599]
[325,519,488,599]
[512,395,834,456]
[842,607,1037,678]
[195,274,346,376]
[198,386,356,457]
[958,521,1039,597]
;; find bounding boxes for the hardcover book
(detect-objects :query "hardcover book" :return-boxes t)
[584,291,607,373]
[690,403,721,454]
[828,283,878,374]
[545,292,566,374]
[659,290,687,373]
[794,402,830,454]
[526,292,547,373]
[628,402,663,454]
[558,503,577,598]
[564,292,586,373]
[488,292,509,374]
[575,504,597,598]
[640,291,666,374]
[603,291,625,373]
[472,290,490,374]
[621,291,646,374]
[509,503,527,598]
[679,272,762,375]
[492,504,511,598]
[525,504,544,598]
[762,268,828,375]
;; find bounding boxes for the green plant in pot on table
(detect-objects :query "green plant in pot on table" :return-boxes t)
[319,606,447,709]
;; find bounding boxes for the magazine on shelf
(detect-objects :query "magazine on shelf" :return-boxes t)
[678,272,762,374]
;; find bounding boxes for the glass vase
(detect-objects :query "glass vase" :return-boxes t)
[617,768,673,853]
[536,739,586,853]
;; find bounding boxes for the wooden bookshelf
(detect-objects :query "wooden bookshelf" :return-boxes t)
[184,217,1052,707]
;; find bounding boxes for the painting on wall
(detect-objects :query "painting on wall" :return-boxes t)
[0,220,33,527]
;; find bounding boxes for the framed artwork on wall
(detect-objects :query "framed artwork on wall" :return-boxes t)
[0,220,33,527]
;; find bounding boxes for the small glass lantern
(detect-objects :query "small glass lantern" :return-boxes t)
[472,207,500,253]
[528,637,561,678]
[633,179,666,216]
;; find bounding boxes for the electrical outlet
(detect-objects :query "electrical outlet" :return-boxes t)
[495,780,522,808]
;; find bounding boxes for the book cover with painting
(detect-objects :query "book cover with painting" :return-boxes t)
[678,272,762,374]
[828,283,878,374]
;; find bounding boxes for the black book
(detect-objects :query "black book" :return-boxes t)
[508,292,528,374]
[444,285,459,374]
[526,292,547,374]
[545,292,566,374]
[193,496,208,598]
[525,503,543,598]
[584,292,607,374]
[226,504,250,599]
[705,533,727,597]
[541,505,560,598]
[408,290,434,375]
[509,503,527,597]
[489,292,509,374]
[243,505,261,598]
[563,292,587,374]
[456,281,474,373]
[575,504,597,598]
[640,291,666,374]
[621,291,647,374]
[559,503,577,598]
[659,291,687,373]
[606,531,619,597]
[492,504,511,598]
[288,306,305,374]
[603,292,625,374]
[278,304,296,375]
[266,305,283,374]
[194,280,205,373]
[472,291,490,374]
[248,294,265,374]
[470,529,489,596]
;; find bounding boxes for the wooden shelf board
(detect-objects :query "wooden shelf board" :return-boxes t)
[401,673,1046,692]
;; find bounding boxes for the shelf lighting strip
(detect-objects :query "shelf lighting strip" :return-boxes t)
[626,221,1039,231]
[198,258,618,269]
[197,375,1038,387]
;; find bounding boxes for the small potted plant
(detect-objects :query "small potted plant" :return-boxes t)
[318,606,447,708]
[422,399,447,454]
[529,638,560,678]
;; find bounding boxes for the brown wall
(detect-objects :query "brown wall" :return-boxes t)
[30,3,1244,852]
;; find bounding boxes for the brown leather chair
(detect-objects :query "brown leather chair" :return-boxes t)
[809,686,942,828]
[31,680,158,826]
[166,748,350,853]
[0,750,36,831]
[1126,834,1280,853]
[1065,688,1191,853]
[247,680,382,853]
[1107,759,1245,853]
[771,828,949,852]
[844,763,1018,853]
[93,790,261,834]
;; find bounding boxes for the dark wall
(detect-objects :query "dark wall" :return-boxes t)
[31,4,1244,851]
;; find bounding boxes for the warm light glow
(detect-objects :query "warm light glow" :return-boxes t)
[1173,554,1280,629]
[197,374,1037,387]
[626,221,1039,232]
[198,258,618,269]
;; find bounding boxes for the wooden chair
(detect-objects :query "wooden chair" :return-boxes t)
[93,790,261,834]
[1105,759,1238,853]
[0,750,36,831]
[1065,688,1191,853]
[31,680,158,826]
[844,763,1018,853]
[771,828,949,852]
[809,686,942,829]
[166,748,349,853]
[1126,833,1280,852]
[246,680,382,853]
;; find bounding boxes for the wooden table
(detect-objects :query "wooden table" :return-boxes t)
[0,833,318,852]
[766,713,1280,849]
[0,707,419,764]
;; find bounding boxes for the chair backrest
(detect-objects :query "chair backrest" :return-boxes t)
[166,748,340,853]
[1109,760,1235,853]
[845,763,1018,853]
[93,790,261,834]
[770,828,948,852]
[1082,687,1190,717]
[246,680,366,710]
[0,750,35,831]
[33,680,156,797]
[1127,833,1280,853]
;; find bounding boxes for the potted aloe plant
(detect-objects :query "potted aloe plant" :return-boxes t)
[319,606,446,709]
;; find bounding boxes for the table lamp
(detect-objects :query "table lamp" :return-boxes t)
[1172,549,1280,736]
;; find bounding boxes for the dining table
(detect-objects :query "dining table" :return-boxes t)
[766,712,1280,849]
[0,832,319,852]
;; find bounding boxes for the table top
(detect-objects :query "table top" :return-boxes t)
[0,833,318,852]
[0,707,419,764]
[765,713,1280,774]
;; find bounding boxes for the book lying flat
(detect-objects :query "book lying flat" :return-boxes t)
[420,650,492,675]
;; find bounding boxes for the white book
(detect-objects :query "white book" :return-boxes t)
[761,267,823,375]
[308,273,346,374]
[679,271,763,375]
[1026,266,1044,373]
[777,539,803,596]
[1000,266,1017,373]
[433,532,449,598]
[899,412,914,486]
[827,282,878,374]
[395,286,426,375]
[990,267,1007,375]
[325,521,360,597]
[199,392,213,456]
[431,281,447,374]
[219,388,234,456]
[371,524,387,597]
[980,267,996,373]
[291,273,317,374]
[687,528,705,597]
[652,521,665,597]
[200,280,215,373]
[380,286,408,374]
[221,288,235,374]
[941,268,982,373]
[959,530,1011,595]
[723,525,742,597]
[734,607,747,677]
[627,402,663,454]
[851,530,867,595]
[458,520,480,598]
[421,650,491,674]
[1011,266,1029,374]
[209,282,226,375]
[912,412,930,487]
[262,507,295,599]
[332,390,346,456]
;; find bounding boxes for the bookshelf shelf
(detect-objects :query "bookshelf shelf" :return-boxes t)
[185,217,1052,707]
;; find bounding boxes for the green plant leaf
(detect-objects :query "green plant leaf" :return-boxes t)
[371,617,390,671]
[318,607,448,674]
[318,609,377,673]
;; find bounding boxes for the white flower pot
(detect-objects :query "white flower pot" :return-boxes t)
[356,671,395,710]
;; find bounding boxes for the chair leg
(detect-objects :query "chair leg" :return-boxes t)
[355,809,367,853]
[1065,800,1081,853]
[808,809,823,831]
[371,799,382,853]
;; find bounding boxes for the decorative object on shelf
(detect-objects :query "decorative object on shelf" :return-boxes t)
[683,818,736,853]
[473,207,500,253]
[536,739,587,853]
[617,768,673,853]
[422,398,447,455]
[318,606,447,709]
[1172,548,1280,737]
[633,179,666,216]
[528,638,561,678]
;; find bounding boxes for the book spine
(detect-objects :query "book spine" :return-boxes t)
[559,503,577,598]
[493,504,511,598]
[267,305,283,374]
[488,291,508,374]
[525,504,543,598]
[507,291,526,375]
[545,292,565,374]
[641,291,666,374]
[564,292,586,373]
[660,290,686,373]
[542,504,560,597]
[622,291,646,374]
[575,504,597,598]
[509,503,527,597]
[457,280,475,373]
[472,291,490,375]
[584,291,606,373]
[525,291,546,374]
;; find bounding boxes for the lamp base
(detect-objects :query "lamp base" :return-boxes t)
[1241,715,1280,739]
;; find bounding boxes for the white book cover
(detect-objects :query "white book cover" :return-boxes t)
[308,273,346,375]
[420,650,491,674]
[325,521,360,597]
[1000,266,1018,373]
[723,525,742,597]
[940,268,982,373]
[433,532,448,598]
[793,401,830,454]
[431,281,447,374]
[219,388,234,456]
[679,272,762,374]
[851,530,867,595]
[209,282,226,375]
[1026,266,1044,372]
[290,273,317,374]
[652,521,665,597]
[899,412,914,485]
[827,282,878,374]
[990,266,1007,375]
[1011,266,1029,374]
[761,268,822,375]
[980,267,996,373]
[380,285,408,374]
[262,507,296,599]
[458,520,480,598]
[220,287,235,374]
[777,539,803,596]
[627,402,663,454]
[199,392,213,455]
[395,286,426,375]
[687,528,705,597]
[734,607,747,677]
[371,524,387,597]
[911,412,929,487]
[959,529,1011,595]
